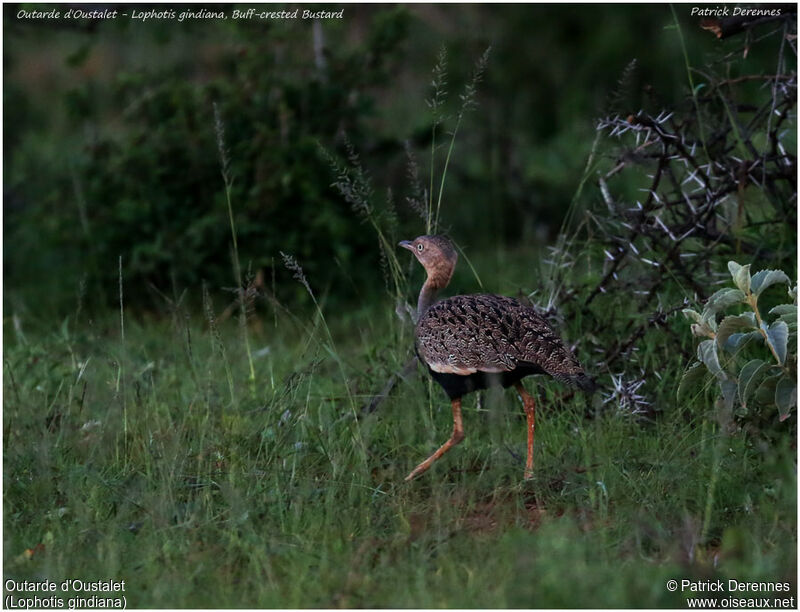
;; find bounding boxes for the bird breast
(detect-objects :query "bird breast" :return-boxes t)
[415,294,583,378]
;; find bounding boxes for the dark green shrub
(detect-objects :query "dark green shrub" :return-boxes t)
[5,7,412,309]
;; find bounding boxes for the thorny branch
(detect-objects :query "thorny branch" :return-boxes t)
[554,24,797,390]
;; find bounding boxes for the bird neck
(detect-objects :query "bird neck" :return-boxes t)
[417,276,439,318]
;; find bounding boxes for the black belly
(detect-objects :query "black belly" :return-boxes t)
[427,363,546,400]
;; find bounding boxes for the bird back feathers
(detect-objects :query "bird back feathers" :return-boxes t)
[416,294,593,391]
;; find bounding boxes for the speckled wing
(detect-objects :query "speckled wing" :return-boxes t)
[415,294,588,386]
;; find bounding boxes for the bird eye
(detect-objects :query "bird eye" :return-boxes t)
[417,243,424,251]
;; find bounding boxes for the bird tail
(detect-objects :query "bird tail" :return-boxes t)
[575,374,599,395]
[564,373,598,394]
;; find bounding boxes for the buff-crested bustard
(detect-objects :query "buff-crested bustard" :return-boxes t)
[399,235,595,481]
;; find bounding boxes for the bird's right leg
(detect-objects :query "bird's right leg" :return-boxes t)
[405,398,464,481]
[514,382,536,480]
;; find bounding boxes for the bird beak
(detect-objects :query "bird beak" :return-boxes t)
[398,240,414,251]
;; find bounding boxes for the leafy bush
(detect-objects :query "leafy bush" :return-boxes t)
[680,261,797,421]
[5,8,412,309]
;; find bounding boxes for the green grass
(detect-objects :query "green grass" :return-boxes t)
[3,259,796,608]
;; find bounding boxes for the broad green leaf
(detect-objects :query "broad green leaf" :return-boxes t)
[697,339,723,378]
[778,312,797,332]
[737,359,769,407]
[684,308,714,337]
[769,304,797,331]
[735,265,751,294]
[700,312,719,333]
[766,320,789,365]
[750,269,790,296]
[775,375,797,421]
[769,304,796,316]
[677,361,709,402]
[754,373,780,406]
[723,330,762,353]
[704,288,745,314]
[691,323,714,338]
[716,314,757,350]
[728,261,751,294]
[682,308,702,323]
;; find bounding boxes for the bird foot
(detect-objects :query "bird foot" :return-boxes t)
[404,461,431,481]
[523,468,534,481]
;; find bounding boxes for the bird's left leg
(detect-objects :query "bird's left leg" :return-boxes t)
[514,382,536,480]
[405,398,464,481]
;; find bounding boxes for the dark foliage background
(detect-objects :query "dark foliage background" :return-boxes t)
[7,3,792,314]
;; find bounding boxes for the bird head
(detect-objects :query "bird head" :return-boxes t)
[398,235,458,290]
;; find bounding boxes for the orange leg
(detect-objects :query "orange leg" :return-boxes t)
[405,398,464,481]
[514,382,536,480]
